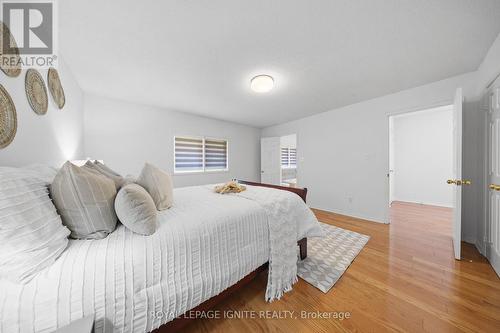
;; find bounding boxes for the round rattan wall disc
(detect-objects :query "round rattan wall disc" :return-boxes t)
[25,69,48,115]
[0,22,21,77]
[47,67,65,109]
[0,84,17,148]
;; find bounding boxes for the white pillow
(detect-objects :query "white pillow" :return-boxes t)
[0,167,70,284]
[21,163,58,183]
[136,163,173,210]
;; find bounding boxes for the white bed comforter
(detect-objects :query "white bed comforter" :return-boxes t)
[0,185,321,333]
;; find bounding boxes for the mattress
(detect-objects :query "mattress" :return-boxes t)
[0,185,319,333]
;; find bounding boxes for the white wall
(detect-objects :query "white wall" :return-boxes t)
[391,106,454,207]
[84,94,261,188]
[280,134,296,148]
[262,72,478,223]
[477,32,500,92]
[262,31,500,247]
[0,57,85,167]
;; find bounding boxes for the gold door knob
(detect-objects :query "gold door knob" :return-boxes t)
[447,179,456,185]
[462,180,472,186]
[490,184,500,191]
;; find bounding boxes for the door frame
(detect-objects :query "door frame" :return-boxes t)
[384,101,455,225]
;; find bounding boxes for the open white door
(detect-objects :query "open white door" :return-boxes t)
[451,88,463,260]
[487,83,500,276]
[261,137,281,185]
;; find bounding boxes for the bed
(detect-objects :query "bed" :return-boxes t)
[0,182,322,333]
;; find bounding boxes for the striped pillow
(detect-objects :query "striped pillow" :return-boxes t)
[83,160,126,190]
[51,162,117,239]
[0,167,70,283]
[136,163,173,210]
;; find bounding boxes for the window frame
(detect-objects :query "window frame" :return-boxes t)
[173,135,229,174]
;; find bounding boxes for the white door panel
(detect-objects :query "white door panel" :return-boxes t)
[452,88,463,260]
[261,137,281,185]
[487,82,500,276]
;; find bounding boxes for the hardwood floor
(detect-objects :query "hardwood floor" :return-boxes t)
[183,202,500,332]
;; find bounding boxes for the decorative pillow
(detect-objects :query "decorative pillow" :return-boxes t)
[0,167,70,283]
[115,184,158,235]
[136,163,173,210]
[83,160,126,190]
[95,160,122,177]
[51,161,117,239]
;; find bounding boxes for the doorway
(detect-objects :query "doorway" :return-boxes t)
[260,134,297,186]
[388,105,455,246]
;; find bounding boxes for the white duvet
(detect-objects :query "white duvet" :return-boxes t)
[0,185,321,333]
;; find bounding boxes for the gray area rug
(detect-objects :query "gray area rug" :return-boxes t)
[297,223,370,293]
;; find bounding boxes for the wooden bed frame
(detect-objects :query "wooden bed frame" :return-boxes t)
[154,181,308,332]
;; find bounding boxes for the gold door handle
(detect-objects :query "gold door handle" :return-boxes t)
[490,184,500,191]
[447,179,471,186]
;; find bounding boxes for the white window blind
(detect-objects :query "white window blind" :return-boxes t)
[281,147,289,167]
[290,148,297,166]
[174,136,228,173]
[174,137,204,172]
[281,147,297,168]
[204,138,228,171]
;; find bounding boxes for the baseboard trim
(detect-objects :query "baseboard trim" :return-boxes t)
[486,243,500,278]
[310,206,386,224]
[391,199,453,209]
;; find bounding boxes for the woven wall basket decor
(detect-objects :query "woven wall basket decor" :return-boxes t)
[47,67,66,109]
[0,22,21,77]
[0,84,17,148]
[25,69,48,115]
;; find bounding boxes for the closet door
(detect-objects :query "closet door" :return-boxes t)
[487,83,500,276]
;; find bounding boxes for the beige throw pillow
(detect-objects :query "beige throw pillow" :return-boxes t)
[95,160,122,177]
[83,160,126,190]
[136,163,173,210]
[51,161,118,239]
[115,184,158,235]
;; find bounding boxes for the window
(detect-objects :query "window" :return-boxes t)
[204,138,228,171]
[174,136,228,173]
[281,147,297,168]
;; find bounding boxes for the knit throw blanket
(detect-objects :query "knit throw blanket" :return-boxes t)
[235,186,305,302]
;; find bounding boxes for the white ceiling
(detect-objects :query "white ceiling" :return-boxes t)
[60,0,500,128]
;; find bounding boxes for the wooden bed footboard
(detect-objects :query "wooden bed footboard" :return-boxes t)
[236,180,308,203]
[154,180,309,332]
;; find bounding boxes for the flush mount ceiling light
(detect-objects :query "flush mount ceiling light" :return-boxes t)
[250,75,274,93]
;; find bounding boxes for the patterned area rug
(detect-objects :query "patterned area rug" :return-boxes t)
[297,223,370,293]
